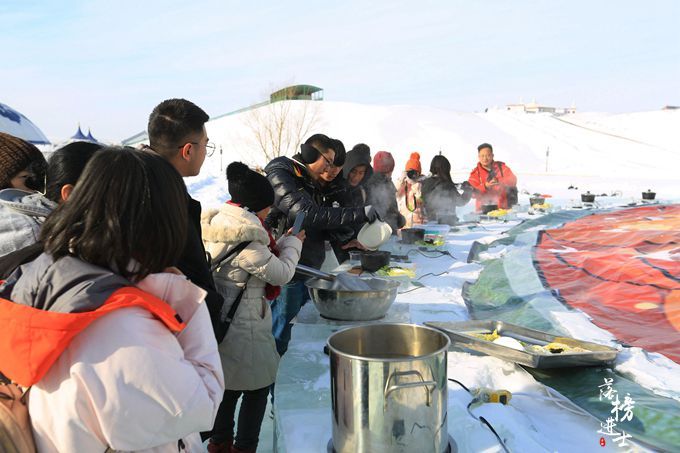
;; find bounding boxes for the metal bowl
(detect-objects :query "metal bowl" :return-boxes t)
[306,277,400,321]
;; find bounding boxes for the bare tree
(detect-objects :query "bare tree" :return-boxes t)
[243,86,321,162]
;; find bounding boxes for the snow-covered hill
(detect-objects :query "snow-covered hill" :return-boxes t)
[188,101,680,208]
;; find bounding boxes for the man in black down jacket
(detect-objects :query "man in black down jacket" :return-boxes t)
[147,99,226,341]
[265,134,380,355]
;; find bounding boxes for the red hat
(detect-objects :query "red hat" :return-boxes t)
[405,152,421,174]
[373,151,395,174]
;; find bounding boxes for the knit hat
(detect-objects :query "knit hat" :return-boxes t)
[0,132,46,189]
[372,151,395,174]
[343,143,373,180]
[405,152,421,174]
[227,162,274,212]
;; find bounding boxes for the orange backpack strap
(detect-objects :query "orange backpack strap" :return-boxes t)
[0,287,185,387]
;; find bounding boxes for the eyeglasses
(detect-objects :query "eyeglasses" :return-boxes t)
[178,141,216,157]
[319,152,333,168]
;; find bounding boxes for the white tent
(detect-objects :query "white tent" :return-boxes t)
[0,102,50,145]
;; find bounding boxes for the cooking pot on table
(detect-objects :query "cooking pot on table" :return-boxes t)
[306,277,399,321]
[360,250,391,272]
[436,213,458,226]
[481,204,498,214]
[327,323,450,453]
[642,190,656,200]
[581,192,596,203]
[400,228,424,244]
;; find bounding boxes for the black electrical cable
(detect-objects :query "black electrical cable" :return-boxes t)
[467,402,511,453]
[397,286,423,294]
[417,270,451,280]
[448,378,511,453]
[407,248,456,259]
[447,378,470,393]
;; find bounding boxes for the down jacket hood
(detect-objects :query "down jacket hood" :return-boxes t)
[0,188,56,218]
[342,147,373,182]
[0,254,186,386]
[201,203,269,246]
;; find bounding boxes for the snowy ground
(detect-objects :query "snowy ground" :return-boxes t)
[271,217,676,452]
[187,102,679,452]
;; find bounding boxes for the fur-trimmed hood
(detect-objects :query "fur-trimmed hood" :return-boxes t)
[201,203,270,245]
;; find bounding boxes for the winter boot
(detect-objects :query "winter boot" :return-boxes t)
[207,438,232,453]
[230,445,257,453]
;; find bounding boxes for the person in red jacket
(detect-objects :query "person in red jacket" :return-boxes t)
[468,143,517,211]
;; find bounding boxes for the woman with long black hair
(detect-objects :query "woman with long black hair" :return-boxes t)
[0,147,224,452]
[421,154,473,223]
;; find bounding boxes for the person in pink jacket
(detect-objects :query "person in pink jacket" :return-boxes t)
[0,147,224,452]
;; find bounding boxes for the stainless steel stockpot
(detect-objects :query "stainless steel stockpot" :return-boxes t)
[327,323,450,453]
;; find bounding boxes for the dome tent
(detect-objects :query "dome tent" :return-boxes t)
[0,102,50,145]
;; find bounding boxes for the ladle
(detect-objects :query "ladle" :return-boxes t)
[296,263,335,282]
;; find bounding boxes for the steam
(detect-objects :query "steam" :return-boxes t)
[367,175,400,230]
[423,180,470,221]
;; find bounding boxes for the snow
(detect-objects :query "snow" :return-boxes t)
[271,223,676,452]
[185,100,678,452]
[188,101,680,208]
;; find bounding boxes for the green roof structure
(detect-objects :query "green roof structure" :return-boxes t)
[270,85,324,102]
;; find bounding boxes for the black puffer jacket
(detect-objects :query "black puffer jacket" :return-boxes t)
[421,176,472,221]
[319,177,363,264]
[265,155,367,270]
[364,173,405,233]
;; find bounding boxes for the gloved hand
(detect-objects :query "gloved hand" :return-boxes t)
[460,181,474,193]
[364,205,382,223]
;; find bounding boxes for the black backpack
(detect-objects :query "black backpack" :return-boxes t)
[0,242,44,280]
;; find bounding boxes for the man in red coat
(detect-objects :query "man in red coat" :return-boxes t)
[468,143,517,211]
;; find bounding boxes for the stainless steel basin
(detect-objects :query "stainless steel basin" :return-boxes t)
[305,277,400,321]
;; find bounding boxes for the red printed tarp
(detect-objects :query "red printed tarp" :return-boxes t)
[535,204,680,363]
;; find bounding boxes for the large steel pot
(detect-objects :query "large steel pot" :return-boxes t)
[327,323,450,452]
[306,277,399,321]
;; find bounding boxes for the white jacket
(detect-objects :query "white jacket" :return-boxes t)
[202,203,302,390]
[28,273,225,453]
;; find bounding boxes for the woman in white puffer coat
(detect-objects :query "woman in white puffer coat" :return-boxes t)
[201,162,304,453]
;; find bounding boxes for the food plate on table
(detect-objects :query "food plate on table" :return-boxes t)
[425,320,618,368]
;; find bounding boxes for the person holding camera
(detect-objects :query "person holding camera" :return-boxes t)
[397,152,426,227]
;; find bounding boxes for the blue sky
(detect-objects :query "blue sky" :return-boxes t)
[2,0,679,141]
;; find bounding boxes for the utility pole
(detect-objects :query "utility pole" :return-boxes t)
[220,145,223,172]
[545,146,550,173]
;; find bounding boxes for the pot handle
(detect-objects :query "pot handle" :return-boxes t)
[384,370,436,410]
